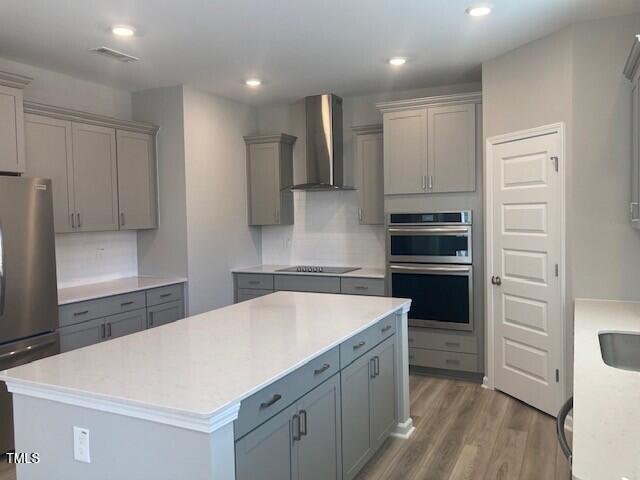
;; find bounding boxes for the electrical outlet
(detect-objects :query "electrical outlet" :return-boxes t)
[73,426,91,463]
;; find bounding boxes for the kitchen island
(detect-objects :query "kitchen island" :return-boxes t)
[0,291,412,480]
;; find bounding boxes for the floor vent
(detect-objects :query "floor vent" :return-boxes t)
[90,47,139,63]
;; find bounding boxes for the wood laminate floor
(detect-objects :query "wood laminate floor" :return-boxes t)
[0,375,570,480]
[356,374,571,480]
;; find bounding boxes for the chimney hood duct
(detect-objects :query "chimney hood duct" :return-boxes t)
[290,94,351,190]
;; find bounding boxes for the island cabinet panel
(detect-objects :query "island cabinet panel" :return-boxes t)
[116,130,157,230]
[146,300,184,329]
[235,404,297,480]
[371,337,397,446]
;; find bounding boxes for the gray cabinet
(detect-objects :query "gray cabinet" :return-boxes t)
[59,318,105,352]
[626,38,640,226]
[23,102,159,232]
[147,300,184,329]
[353,125,384,225]
[244,134,296,226]
[24,114,75,233]
[71,122,119,232]
[341,335,396,480]
[106,309,147,340]
[0,72,30,173]
[427,103,476,193]
[378,93,481,195]
[116,130,157,230]
[235,374,342,480]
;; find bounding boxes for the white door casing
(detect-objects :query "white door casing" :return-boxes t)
[485,124,565,416]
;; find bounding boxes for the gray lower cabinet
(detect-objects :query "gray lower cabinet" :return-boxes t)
[59,317,105,352]
[341,335,396,480]
[235,374,342,480]
[237,289,272,302]
[106,309,147,340]
[147,300,184,329]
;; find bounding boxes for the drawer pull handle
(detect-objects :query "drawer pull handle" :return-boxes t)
[381,325,392,332]
[260,394,282,409]
[248,281,260,285]
[160,293,172,298]
[353,341,366,350]
[74,310,89,316]
[313,363,331,375]
[355,285,368,290]
[445,359,461,365]
[445,341,461,348]
[120,301,134,307]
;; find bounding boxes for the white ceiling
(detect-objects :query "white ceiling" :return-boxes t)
[0,0,639,105]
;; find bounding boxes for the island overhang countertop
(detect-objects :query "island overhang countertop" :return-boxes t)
[0,291,411,433]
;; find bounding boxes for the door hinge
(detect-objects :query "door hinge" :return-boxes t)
[551,156,559,172]
[555,264,559,277]
[555,369,559,382]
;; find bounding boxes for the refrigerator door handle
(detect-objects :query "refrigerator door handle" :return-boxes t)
[0,218,5,317]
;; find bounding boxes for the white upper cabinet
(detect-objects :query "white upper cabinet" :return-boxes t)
[353,125,384,225]
[378,92,481,196]
[624,37,640,227]
[0,71,31,174]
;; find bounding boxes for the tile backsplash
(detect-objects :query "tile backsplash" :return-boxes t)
[55,231,138,288]
[261,190,385,268]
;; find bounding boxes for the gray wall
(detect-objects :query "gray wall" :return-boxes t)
[182,86,261,314]
[133,86,189,281]
[482,13,640,398]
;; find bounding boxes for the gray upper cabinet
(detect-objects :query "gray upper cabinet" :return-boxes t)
[427,103,476,193]
[382,109,426,195]
[353,124,384,225]
[625,38,640,227]
[116,130,157,230]
[245,134,296,226]
[0,72,31,174]
[24,114,75,233]
[72,122,119,232]
[378,92,481,195]
[23,102,159,233]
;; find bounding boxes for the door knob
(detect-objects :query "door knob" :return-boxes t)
[491,275,502,286]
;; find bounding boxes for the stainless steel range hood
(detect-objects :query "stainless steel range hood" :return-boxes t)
[290,94,351,190]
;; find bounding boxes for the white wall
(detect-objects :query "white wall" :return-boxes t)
[182,86,261,314]
[258,82,481,268]
[0,56,138,287]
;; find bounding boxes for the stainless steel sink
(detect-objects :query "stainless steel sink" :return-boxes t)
[599,331,640,372]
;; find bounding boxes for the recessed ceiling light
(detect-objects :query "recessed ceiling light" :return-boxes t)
[245,78,262,87]
[111,25,136,37]
[389,57,407,66]
[466,5,492,16]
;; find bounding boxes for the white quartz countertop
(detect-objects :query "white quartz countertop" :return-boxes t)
[1,292,410,430]
[573,299,640,480]
[57,276,188,305]
[232,265,386,279]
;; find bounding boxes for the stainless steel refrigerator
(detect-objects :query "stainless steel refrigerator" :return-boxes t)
[0,176,59,453]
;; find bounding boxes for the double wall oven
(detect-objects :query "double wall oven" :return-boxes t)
[387,211,473,331]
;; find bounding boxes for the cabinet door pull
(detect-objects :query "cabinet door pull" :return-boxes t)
[107,323,112,338]
[160,293,172,298]
[100,324,106,339]
[260,393,282,409]
[374,356,380,377]
[248,280,260,286]
[299,409,308,437]
[445,341,460,348]
[428,175,433,190]
[76,213,81,228]
[445,358,461,365]
[381,325,392,332]
[70,213,75,229]
[120,301,134,307]
[353,340,366,350]
[73,310,89,316]
[313,363,331,375]
[292,414,301,442]
[120,212,126,227]
[370,358,376,378]
[355,285,368,290]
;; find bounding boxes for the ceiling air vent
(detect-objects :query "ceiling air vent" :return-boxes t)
[90,46,139,63]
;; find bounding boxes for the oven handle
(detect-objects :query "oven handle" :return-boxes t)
[387,227,470,235]
[389,264,471,274]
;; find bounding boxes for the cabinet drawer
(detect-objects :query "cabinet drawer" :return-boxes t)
[340,314,396,368]
[236,289,272,303]
[408,348,478,373]
[235,346,339,440]
[407,327,477,354]
[340,277,385,296]
[236,274,274,290]
[146,283,184,307]
[274,275,340,293]
[59,291,146,327]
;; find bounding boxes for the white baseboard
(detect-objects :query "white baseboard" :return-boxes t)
[481,376,494,390]
[390,417,415,439]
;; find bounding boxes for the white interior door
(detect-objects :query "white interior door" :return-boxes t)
[490,132,563,416]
